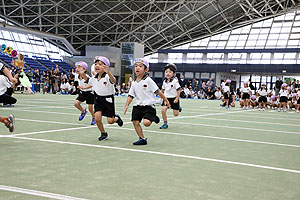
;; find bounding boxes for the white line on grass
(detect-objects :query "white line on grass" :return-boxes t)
[105,126,300,149]
[16,118,89,126]
[9,136,300,174]
[167,121,300,136]
[0,185,88,200]
[231,114,300,122]
[193,116,300,127]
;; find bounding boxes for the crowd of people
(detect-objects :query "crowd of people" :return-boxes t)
[219,78,300,112]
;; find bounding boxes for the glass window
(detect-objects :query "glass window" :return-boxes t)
[185,72,194,79]
[2,31,12,40]
[154,72,163,78]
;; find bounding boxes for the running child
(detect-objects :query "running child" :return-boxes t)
[73,61,96,125]
[160,63,182,129]
[241,81,251,109]
[79,56,123,141]
[124,58,171,145]
[257,82,268,111]
[278,83,288,112]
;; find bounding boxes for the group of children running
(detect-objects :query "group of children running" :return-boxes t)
[221,80,300,112]
[73,57,181,145]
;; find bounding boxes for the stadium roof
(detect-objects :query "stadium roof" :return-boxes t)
[0,0,299,55]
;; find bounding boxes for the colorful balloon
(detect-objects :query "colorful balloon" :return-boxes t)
[11,50,18,58]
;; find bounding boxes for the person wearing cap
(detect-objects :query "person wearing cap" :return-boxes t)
[159,63,182,129]
[257,82,268,111]
[288,93,297,111]
[73,61,96,125]
[241,81,251,109]
[220,79,231,109]
[79,56,123,141]
[124,58,171,145]
[278,83,288,112]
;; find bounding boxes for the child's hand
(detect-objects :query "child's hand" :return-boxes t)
[165,99,171,108]
[173,98,178,103]
[103,65,109,73]
[77,86,82,89]
[124,105,129,115]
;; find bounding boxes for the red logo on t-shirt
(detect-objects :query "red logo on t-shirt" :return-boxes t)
[171,85,174,88]
[143,84,147,87]
[103,82,107,85]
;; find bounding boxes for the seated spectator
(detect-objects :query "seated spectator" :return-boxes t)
[183,84,189,97]
[60,79,71,94]
[196,88,206,99]
[206,88,214,100]
[121,83,128,94]
[187,87,195,98]
[214,87,222,100]
[70,81,77,95]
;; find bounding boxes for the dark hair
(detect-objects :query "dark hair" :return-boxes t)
[164,63,177,73]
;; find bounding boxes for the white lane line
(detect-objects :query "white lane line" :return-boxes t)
[192,116,300,127]
[230,114,300,122]
[9,136,300,174]
[167,121,300,136]
[9,126,96,137]
[105,126,300,149]
[0,185,88,200]
[168,109,254,120]
[16,118,88,126]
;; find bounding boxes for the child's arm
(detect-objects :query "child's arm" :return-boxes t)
[124,96,133,114]
[79,71,88,81]
[174,88,181,103]
[2,67,17,84]
[104,65,115,84]
[157,90,171,108]
[77,84,92,90]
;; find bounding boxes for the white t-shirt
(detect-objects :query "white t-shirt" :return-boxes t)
[257,88,268,96]
[214,91,222,98]
[88,73,115,96]
[76,74,92,92]
[223,86,230,93]
[128,75,159,106]
[0,75,12,95]
[162,77,181,98]
[221,82,225,90]
[60,82,71,90]
[241,87,251,93]
[279,89,288,97]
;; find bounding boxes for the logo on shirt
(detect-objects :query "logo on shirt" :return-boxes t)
[171,85,174,88]
[143,84,147,88]
[103,82,107,86]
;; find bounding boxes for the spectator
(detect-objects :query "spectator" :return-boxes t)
[60,79,71,94]
[187,86,195,98]
[214,87,222,100]
[183,84,189,97]
[275,77,283,96]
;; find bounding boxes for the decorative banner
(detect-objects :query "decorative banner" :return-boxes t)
[0,43,25,68]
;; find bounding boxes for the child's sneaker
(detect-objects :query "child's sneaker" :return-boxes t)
[220,103,224,107]
[98,132,109,141]
[91,118,96,125]
[133,137,147,145]
[283,109,287,112]
[159,123,168,129]
[297,110,299,113]
[79,109,87,121]
[115,113,123,127]
[179,106,182,112]
[262,108,265,111]
[5,114,15,132]
[258,108,261,111]
[154,116,160,124]
[226,106,230,109]
[278,109,281,112]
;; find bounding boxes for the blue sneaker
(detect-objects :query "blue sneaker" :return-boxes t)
[159,123,168,129]
[79,109,87,121]
[115,113,123,127]
[133,137,147,145]
[226,106,230,109]
[220,103,225,107]
[91,118,96,125]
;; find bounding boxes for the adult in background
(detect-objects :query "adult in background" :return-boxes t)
[275,76,283,96]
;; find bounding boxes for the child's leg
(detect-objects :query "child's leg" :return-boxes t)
[74,100,84,112]
[143,119,152,127]
[173,109,179,117]
[258,102,261,109]
[88,104,95,118]
[133,120,145,138]
[106,116,119,124]
[161,106,168,122]
[95,111,105,133]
